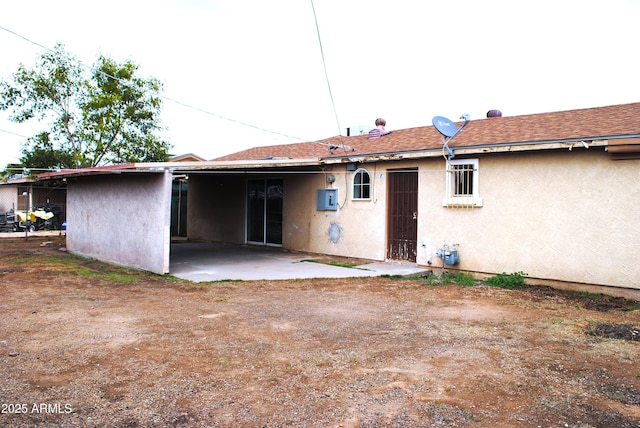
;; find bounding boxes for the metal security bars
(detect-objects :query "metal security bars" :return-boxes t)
[443,159,482,208]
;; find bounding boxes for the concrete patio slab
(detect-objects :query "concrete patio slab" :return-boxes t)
[170,241,428,282]
[0,231,64,239]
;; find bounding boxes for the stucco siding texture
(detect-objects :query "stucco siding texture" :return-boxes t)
[187,175,245,243]
[288,152,639,289]
[414,151,639,289]
[66,172,172,274]
[0,187,17,212]
[282,175,318,251]
[290,163,389,261]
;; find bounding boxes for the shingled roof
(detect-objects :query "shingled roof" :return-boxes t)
[215,102,640,161]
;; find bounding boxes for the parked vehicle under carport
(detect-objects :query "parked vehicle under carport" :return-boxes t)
[6,205,63,232]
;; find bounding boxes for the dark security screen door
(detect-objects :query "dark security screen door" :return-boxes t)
[387,170,418,261]
[247,179,283,246]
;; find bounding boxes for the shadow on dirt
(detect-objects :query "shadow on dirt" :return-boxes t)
[521,285,640,312]
[587,323,640,342]
[520,285,640,343]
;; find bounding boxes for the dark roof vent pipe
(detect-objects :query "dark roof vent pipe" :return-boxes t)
[487,109,502,118]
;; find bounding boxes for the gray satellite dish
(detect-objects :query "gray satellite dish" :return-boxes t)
[432,114,470,160]
[432,116,458,138]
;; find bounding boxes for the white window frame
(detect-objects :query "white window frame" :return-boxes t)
[352,168,372,200]
[442,159,483,208]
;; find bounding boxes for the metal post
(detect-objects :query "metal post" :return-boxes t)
[24,186,30,240]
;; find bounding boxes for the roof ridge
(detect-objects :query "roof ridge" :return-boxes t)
[214,102,640,161]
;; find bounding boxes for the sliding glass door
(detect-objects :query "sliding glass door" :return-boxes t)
[247,179,283,246]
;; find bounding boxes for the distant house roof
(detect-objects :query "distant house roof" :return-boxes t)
[215,102,640,161]
[214,142,332,161]
[170,153,206,162]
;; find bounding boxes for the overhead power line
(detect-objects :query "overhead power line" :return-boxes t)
[309,0,350,154]
[0,24,343,152]
[159,95,313,142]
[0,128,28,138]
[0,25,50,52]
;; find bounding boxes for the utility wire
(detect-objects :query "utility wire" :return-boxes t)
[309,0,349,154]
[0,128,28,138]
[0,24,342,152]
[0,25,50,52]
[160,95,317,142]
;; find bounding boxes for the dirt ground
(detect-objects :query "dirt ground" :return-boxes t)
[1,237,639,428]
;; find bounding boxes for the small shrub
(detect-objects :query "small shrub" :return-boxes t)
[454,272,477,287]
[388,271,476,287]
[440,272,456,285]
[424,272,440,285]
[485,271,527,290]
[423,272,457,286]
[424,273,442,286]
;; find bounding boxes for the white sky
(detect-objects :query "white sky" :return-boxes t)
[1,0,639,168]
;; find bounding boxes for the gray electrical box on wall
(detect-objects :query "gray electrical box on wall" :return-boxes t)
[317,189,338,211]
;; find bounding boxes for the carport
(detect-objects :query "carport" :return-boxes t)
[38,160,320,276]
[39,160,421,280]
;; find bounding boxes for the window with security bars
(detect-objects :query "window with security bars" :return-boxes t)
[443,159,483,208]
[352,168,371,200]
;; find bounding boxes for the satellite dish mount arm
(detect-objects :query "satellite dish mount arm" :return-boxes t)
[432,115,470,161]
[442,136,455,160]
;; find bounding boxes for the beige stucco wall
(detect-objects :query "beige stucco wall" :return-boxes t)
[284,150,639,289]
[187,175,245,243]
[415,149,639,290]
[188,173,319,247]
[282,173,318,250]
[187,168,389,260]
[185,149,639,290]
[283,164,388,261]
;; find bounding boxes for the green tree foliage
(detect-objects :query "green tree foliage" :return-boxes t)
[0,43,171,169]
